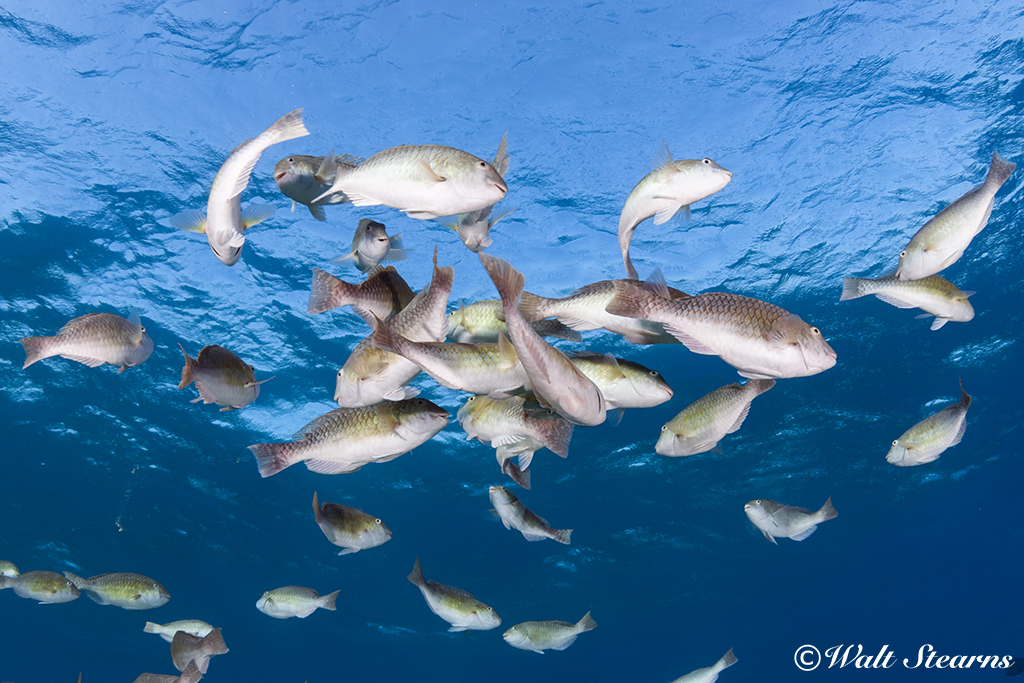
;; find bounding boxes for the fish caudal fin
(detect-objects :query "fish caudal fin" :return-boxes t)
[321,589,340,611]
[143,621,159,633]
[718,648,738,670]
[553,528,573,545]
[407,557,426,587]
[839,278,867,301]
[818,497,838,521]
[543,419,574,459]
[576,611,597,632]
[177,343,196,389]
[179,659,203,683]
[19,336,52,369]
[479,253,525,309]
[248,443,294,478]
[518,292,548,322]
[308,268,353,314]
[987,150,1016,187]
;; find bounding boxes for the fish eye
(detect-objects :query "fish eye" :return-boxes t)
[287,157,294,163]
[661,425,667,431]
[649,370,659,376]
[416,399,424,405]
[249,365,254,371]
[140,326,145,331]
[375,518,382,524]
[900,250,906,258]
[702,158,711,164]
[479,161,487,167]
[892,439,898,446]
[337,369,343,376]
[810,327,820,334]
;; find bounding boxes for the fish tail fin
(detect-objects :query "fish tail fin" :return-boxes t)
[518,291,548,322]
[312,490,323,522]
[623,250,639,281]
[321,589,340,611]
[577,611,597,632]
[839,278,866,301]
[719,648,738,670]
[543,419,574,459]
[987,150,1016,187]
[502,458,531,489]
[958,377,971,409]
[479,253,525,309]
[19,336,52,369]
[748,378,776,396]
[818,496,838,521]
[248,443,294,478]
[143,621,159,633]
[604,281,650,319]
[177,343,196,389]
[553,528,572,545]
[308,268,353,314]
[205,627,229,655]
[407,557,426,587]
[371,314,409,357]
[261,109,310,147]
[179,660,203,683]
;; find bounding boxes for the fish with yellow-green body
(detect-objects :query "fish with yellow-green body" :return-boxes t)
[407,557,501,632]
[178,344,270,411]
[312,491,392,555]
[0,570,80,604]
[656,379,775,457]
[64,571,170,610]
[446,299,580,344]
[886,381,971,466]
[840,274,974,330]
[256,586,339,619]
[503,611,596,653]
[20,311,153,372]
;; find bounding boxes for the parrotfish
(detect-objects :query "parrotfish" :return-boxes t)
[178,344,270,411]
[63,571,170,610]
[502,612,596,653]
[256,586,339,619]
[886,380,971,466]
[407,557,501,632]
[20,311,153,372]
[312,491,392,555]
[744,498,837,544]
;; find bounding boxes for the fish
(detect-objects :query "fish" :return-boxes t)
[144,619,215,643]
[896,151,1016,281]
[312,142,508,219]
[166,109,309,266]
[312,491,392,555]
[273,151,362,221]
[334,248,454,407]
[886,380,971,466]
[618,141,733,279]
[567,351,674,410]
[446,299,581,344]
[502,612,597,653]
[0,570,80,604]
[249,398,450,478]
[437,132,515,252]
[656,379,775,457]
[178,344,270,411]
[670,648,738,683]
[307,265,415,319]
[0,561,18,578]
[372,318,530,398]
[479,253,606,426]
[170,628,228,674]
[256,586,339,619]
[63,571,170,610]
[406,557,501,632]
[519,274,689,345]
[335,218,411,273]
[840,274,975,330]
[131,659,202,683]
[20,311,153,372]
[606,283,837,379]
[489,486,572,544]
[744,498,837,544]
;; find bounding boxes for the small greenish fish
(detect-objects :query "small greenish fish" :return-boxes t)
[840,274,974,330]
[607,284,836,379]
[446,299,581,344]
[619,141,732,279]
[256,586,339,619]
[143,619,214,643]
[131,659,202,683]
[887,380,971,467]
[897,151,1016,281]
[656,379,775,457]
[20,311,153,372]
[519,274,689,345]
[64,571,170,610]
[670,648,738,683]
[436,132,515,252]
[744,498,837,544]
[489,486,572,544]
[170,628,229,674]
[312,491,392,555]
[335,218,411,273]
[503,611,597,653]
[407,557,501,632]
[166,109,309,266]
[178,344,271,412]
[567,351,673,410]
[0,570,79,604]
[273,151,362,221]
[307,265,415,319]
[312,142,508,220]
[0,561,18,578]
[480,254,606,427]
[249,399,449,478]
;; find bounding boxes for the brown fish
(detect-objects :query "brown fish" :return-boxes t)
[170,628,228,674]
[178,344,270,411]
[20,311,153,372]
[307,265,415,319]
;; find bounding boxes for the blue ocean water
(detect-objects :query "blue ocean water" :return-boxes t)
[1,0,1022,680]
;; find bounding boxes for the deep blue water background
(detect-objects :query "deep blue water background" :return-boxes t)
[2,1,1023,681]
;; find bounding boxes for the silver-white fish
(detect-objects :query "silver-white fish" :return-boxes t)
[256,586,339,619]
[144,619,215,643]
[273,151,362,221]
[20,311,153,372]
[167,109,309,266]
[446,299,581,344]
[170,628,228,674]
[64,571,170,610]
[307,265,415,319]
[896,151,1016,281]
[744,498,837,544]
[335,218,410,273]
[437,132,515,252]
[249,399,450,478]
[0,570,79,604]
[0,561,19,578]
[886,381,971,466]
[313,143,508,219]
[407,557,501,632]
[840,274,975,330]
[670,648,738,683]
[656,379,775,457]
[479,253,606,426]
[489,486,572,544]
[567,351,674,410]
[312,491,392,555]
[619,142,732,279]
[607,283,836,379]
[178,344,270,411]
[502,612,597,653]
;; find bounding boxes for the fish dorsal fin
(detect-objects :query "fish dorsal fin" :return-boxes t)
[335,153,364,166]
[653,139,674,171]
[497,330,519,369]
[957,290,976,299]
[643,269,672,299]
[315,151,338,184]
[241,204,277,230]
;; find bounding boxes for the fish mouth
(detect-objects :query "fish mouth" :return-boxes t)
[494,180,508,194]
[274,170,288,182]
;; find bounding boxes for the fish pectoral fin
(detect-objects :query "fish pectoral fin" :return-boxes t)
[240,204,277,230]
[165,209,208,234]
[219,405,239,412]
[762,530,778,545]
[338,548,358,556]
[383,386,420,402]
[665,326,716,354]
[447,626,469,633]
[308,204,327,222]
[725,404,752,434]
[790,525,817,542]
[928,317,949,331]
[345,191,380,207]
[314,151,338,184]
[132,593,142,601]
[190,397,203,403]
[418,160,446,183]
[652,203,682,225]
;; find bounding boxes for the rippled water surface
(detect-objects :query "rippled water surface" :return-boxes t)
[2,1,1023,681]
